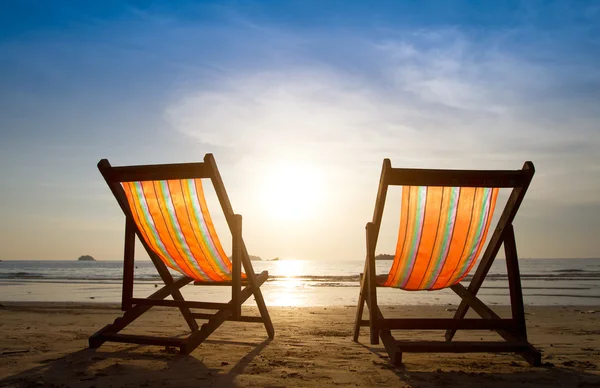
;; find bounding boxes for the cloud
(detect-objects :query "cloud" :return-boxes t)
[165,25,599,180]
[166,68,383,159]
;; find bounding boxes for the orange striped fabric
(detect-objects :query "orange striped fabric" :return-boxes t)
[381,186,498,290]
[122,179,242,282]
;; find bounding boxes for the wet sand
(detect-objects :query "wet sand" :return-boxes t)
[1,303,599,387]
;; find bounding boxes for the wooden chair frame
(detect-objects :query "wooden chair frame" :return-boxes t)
[353,159,541,366]
[89,154,274,354]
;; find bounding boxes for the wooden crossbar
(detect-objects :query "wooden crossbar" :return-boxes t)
[387,167,526,187]
[190,313,264,323]
[106,162,211,182]
[129,299,230,310]
[359,318,517,331]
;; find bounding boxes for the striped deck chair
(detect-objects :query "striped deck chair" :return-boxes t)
[353,159,541,366]
[89,154,274,354]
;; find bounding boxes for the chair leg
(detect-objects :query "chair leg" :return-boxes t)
[253,277,275,339]
[366,223,379,345]
[353,272,367,341]
[380,329,403,367]
[366,284,379,344]
[504,224,527,339]
[240,244,274,338]
[504,225,541,366]
[243,270,273,339]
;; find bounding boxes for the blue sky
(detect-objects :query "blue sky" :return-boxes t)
[1,0,599,261]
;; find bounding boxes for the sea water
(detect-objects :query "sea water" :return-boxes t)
[0,258,599,306]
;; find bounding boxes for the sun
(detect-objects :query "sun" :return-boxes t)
[260,163,321,222]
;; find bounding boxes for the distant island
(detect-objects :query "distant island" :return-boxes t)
[78,255,96,261]
[375,254,394,261]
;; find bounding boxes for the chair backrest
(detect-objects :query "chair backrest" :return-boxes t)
[98,154,238,282]
[372,160,534,291]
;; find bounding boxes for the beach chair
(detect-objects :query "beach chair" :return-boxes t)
[89,154,274,354]
[353,159,541,366]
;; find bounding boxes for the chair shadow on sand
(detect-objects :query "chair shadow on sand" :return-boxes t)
[0,338,272,388]
[358,342,600,387]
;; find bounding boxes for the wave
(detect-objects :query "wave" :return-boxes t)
[479,273,600,280]
[269,275,359,281]
[0,272,164,282]
[0,272,45,279]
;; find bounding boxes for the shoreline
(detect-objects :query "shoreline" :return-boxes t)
[2,281,599,307]
[1,303,599,387]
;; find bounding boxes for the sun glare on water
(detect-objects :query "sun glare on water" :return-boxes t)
[271,259,305,306]
[260,163,322,222]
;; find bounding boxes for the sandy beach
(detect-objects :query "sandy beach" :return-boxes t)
[0,303,599,387]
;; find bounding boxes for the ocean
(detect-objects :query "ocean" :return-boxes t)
[0,258,599,307]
